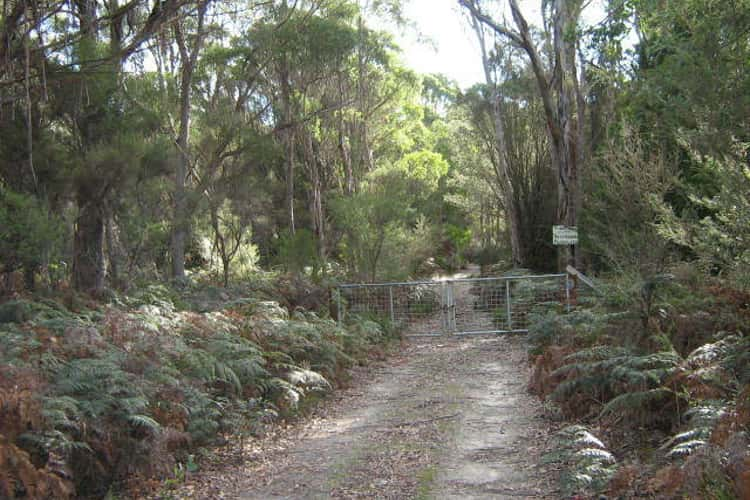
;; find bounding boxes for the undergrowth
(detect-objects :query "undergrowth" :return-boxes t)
[542,425,618,497]
[527,275,750,499]
[0,277,396,498]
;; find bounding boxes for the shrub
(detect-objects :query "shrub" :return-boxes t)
[0,279,392,497]
[0,188,63,289]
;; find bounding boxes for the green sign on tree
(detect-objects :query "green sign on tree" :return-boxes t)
[553,226,578,245]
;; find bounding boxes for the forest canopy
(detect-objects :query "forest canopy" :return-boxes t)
[2,0,750,498]
[2,0,747,292]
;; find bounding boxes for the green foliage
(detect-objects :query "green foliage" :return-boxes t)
[471,244,506,268]
[393,150,449,192]
[724,335,750,386]
[600,387,675,418]
[331,176,412,281]
[527,306,628,355]
[0,270,394,496]
[276,229,320,276]
[0,187,63,278]
[582,124,676,278]
[50,353,155,430]
[657,147,750,290]
[439,224,471,270]
[550,345,681,425]
[175,334,267,396]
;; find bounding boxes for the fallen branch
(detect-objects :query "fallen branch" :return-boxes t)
[393,413,461,427]
[345,413,462,433]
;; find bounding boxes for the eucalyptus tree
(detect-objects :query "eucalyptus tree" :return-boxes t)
[465,9,522,266]
[188,17,282,284]
[285,1,359,266]
[152,0,282,280]
[455,70,555,270]
[168,0,211,281]
[460,0,588,268]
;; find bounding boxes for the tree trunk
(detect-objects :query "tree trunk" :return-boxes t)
[461,0,585,271]
[469,12,524,267]
[551,0,582,270]
[304,132,327,272]
[285,125,296,235]
[172,81,189,279]
[355,16,374,180]
[277,51,297,235]
[573,45,587,269]
[73,204,105,293]
[23,266,35,292]
[171,57,192,281]
[222,257,230,287]
[208,199,231,287]
[105,211,120,289]
[71,0,107,294]
[171,0,209,280]
[337,72,355,195]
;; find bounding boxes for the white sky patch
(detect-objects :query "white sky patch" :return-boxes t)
[375,0,610,90]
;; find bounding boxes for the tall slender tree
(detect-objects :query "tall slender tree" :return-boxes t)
[460,0,587,268]
[170,0,210,281]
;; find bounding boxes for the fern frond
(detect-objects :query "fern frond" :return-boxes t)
[684,403,727,427]
[550,425,618,497]
[667,439,707,457]
[563,345,632,363]
[661,401,728,458]
[573,430,606,449]
[284,368,331,391]
[575,448,616,463]
[686,336,740,367]
[127,414,161,432]
[213,360,242,393]
[601,388,674,417]
[262,377,301,408]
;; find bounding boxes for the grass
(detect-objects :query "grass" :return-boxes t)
[415,465,438,499]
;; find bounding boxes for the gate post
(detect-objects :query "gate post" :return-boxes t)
[441,281,448,335]
[505,280,512,331]
[388,286,395,324]
[447,282,454,334]
[337,287,343,325]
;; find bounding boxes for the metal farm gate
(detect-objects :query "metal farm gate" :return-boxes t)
[336,273,574,336]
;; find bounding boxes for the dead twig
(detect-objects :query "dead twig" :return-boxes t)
[394,413,461,427]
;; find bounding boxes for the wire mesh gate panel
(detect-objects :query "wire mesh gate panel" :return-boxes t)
[452,275,567,334]
[337,273,571,336]
[337,281,446,336]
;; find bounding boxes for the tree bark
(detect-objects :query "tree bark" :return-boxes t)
[550,0,582,269]
[71,0,107,294]
[460,0,585,270]
[337,72,355,195]
[209,201,230,287]
[278,53,296,235]
[303,130,327,271]
[73,203,105,293]
[105,210,120,289]
[469,10,524,267]
[171,0,208,280]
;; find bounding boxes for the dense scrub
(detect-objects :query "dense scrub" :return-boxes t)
[0,277,395,498]
[528,275,750,499]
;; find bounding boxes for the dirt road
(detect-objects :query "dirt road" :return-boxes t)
[179,335,556,499]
